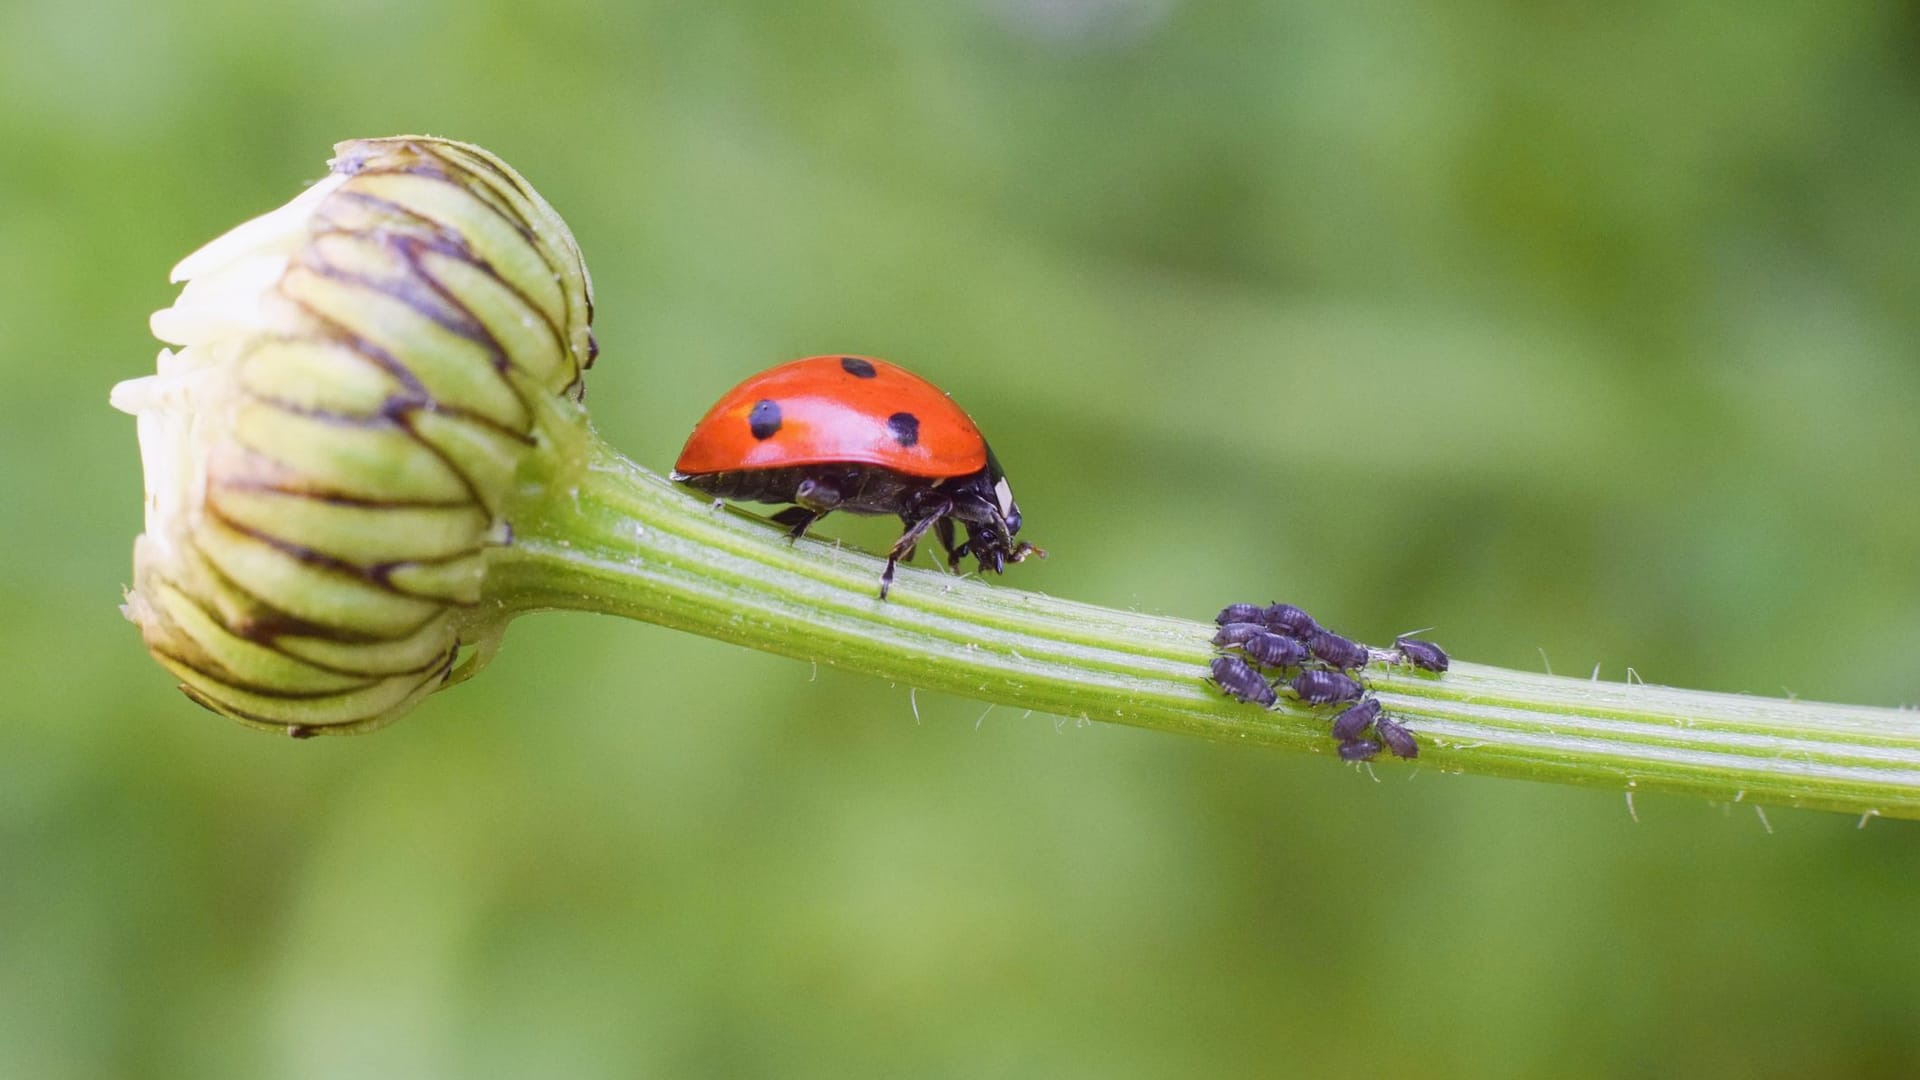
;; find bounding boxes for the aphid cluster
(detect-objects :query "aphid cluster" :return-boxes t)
[1207,601,1450,764]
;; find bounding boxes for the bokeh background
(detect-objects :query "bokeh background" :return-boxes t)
[6,1,1920,1075]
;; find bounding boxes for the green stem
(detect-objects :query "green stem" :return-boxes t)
[481,433,1920,820]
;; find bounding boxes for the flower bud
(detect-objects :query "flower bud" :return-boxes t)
[112,136,596,735]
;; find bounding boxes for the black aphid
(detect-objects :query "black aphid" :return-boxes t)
[1210,655,1277,707]
[1331,698,1381,741]
[1242,631,1308,669]
[1338,739,1382,763]
[1289,669,1365,706]
[1262,603,1319,638]
[1216,603,1266,626]
[1394,637,1450,673]
[1376,715,1418,759]
[1212,622,1267,648]
[1307,629,1371,671]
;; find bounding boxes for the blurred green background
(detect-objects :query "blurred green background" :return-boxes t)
[6,1,1920,1075]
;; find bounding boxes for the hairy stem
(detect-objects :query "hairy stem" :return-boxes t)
[479,433,1920,820]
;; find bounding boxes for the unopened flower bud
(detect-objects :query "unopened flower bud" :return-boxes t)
[112,136,596,734]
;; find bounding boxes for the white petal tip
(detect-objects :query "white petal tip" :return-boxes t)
[110,375,158,415]
[168,173,347,283]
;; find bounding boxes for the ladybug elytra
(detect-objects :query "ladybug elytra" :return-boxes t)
[671,355,1042,598]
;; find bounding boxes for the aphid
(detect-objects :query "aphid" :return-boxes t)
[1307,629,1371,671]
[1242,631,1308,669]
[1262,603,1319,639]
[1394,636,1450,673]
[1289,669,1365,706]
[1212,622,1267,648]
[1376,715,1419,759]
[1210,655,1277,707]
[673,355,1040,599]
[1338,739,1382,763]
[1331,698,1381,741]
[1216,603,1266,626]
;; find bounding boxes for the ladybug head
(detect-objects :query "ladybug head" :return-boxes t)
[947,445,1041,578]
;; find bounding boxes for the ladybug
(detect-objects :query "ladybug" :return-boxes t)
[672,355,1042,598]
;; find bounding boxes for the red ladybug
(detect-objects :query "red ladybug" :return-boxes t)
[672,355,1042,598]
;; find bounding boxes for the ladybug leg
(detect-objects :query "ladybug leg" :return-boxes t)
[879,503,951,600]
[934,517,967,572]
[772,474,846,541]
[769,506,821,540]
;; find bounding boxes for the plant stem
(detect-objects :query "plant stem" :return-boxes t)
[480,434,1920,820]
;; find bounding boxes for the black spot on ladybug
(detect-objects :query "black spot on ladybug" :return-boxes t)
[887,412,920,447]
[748,399,783,440]
[840,356,877,378]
